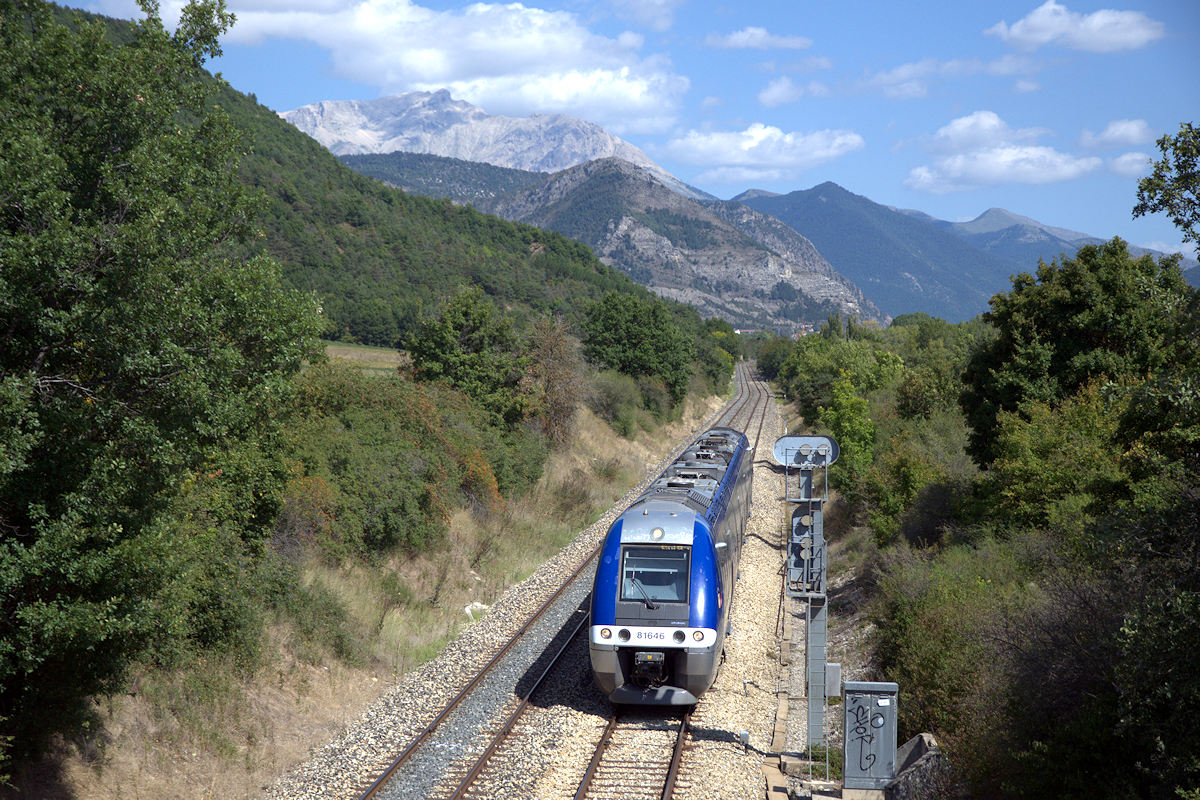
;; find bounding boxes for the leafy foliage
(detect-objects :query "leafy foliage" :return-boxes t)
[1134,122,1199,248]
[960,239,1192,466]
[526,316,584,446]
[280,363,545,557]
[0,0,322,762]
[582,292,694,406]
[818,377,876,506]
[406,286,529,425]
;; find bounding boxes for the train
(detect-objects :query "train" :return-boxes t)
[588,427,753,705]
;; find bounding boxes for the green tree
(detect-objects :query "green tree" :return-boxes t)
[972,382,1124,543]
[0,0,322,761]
[406,285,529,425]
[778,335,897,422]
[755,336,794,380]
[1134,122,1199,248]
[819,376,876,506]
[960,239,1191,466]
[582,291,692,405]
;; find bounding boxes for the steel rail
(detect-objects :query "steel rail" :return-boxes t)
[356,554,599,800]
[446,609,593,799]
[573,713,620,800]
[660,709,692,800]
[572,709,692,800]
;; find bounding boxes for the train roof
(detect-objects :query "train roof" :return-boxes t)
[624,427,747,520]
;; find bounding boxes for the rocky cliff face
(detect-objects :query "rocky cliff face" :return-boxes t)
[481,159,885,332]
[282,90,707,199]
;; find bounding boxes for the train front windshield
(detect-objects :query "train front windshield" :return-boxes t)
[620,546,689,604]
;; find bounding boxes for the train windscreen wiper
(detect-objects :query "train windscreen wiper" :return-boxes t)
[631,577,659,610]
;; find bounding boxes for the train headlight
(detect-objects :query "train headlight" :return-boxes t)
[692,630,704,642]
[618,629,631,642]
[600,628,612,640]
[673,630,685,643]
[651,527,664,540]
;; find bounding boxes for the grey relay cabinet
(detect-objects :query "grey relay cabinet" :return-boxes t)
[843,681,899,791]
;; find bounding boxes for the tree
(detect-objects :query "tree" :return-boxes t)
[819,376,876,506]
[1134,122,1199,248]
[960,239,1191,466]
[582,292,692,405]
[406,285,529,425]
[526,316,583,446]
[0,0,322,761]
[755,336,794,380]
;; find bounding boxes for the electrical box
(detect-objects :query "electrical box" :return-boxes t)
[825,663,841,697]
[843,681,899,790]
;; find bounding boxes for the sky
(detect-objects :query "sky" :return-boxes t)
[72,0,1199,259]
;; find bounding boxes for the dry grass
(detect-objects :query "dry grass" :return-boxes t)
[322,341,407,374]
[25,396,723,800]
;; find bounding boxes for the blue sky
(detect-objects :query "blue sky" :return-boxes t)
[76,0,1198,259]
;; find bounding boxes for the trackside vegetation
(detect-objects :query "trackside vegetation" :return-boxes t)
[760,225,1199,797]
[0,0,738,785]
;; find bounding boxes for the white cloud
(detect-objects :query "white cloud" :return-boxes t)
[665,123,864,184]
[866,55,1038,99]
[757,76,829,107]
[100,0,689,135]
[931,111,1046,151]
[611,0,684,33]
[1081,119,1154,148]
[907,111,1101,193]
[706,26,812,50]
[1110,152,1151,177]
[985,1,1165,52]
[1014,79,1041,93]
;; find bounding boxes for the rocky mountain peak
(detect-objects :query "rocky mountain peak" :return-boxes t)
[281,90,708,199]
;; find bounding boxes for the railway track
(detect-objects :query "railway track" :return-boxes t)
[570,367,772,800]
[355,364,773,800]
[574,709,690,800]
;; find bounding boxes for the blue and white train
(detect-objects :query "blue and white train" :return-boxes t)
[589,427,753,705]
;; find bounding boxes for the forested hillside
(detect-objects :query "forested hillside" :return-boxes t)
[340,151,547,203]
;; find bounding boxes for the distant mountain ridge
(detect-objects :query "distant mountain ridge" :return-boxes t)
[282,91,709,200]
[738,182,1018,321]
[896,205,1200,291]
[477,158,885,331]
[742,184,1200,320]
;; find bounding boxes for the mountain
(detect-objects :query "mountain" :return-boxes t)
[339,151,548,203]
[738,182,1018,321]
[899,206,1200,287]
[477,158,885,331]
[282,91,709,200]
